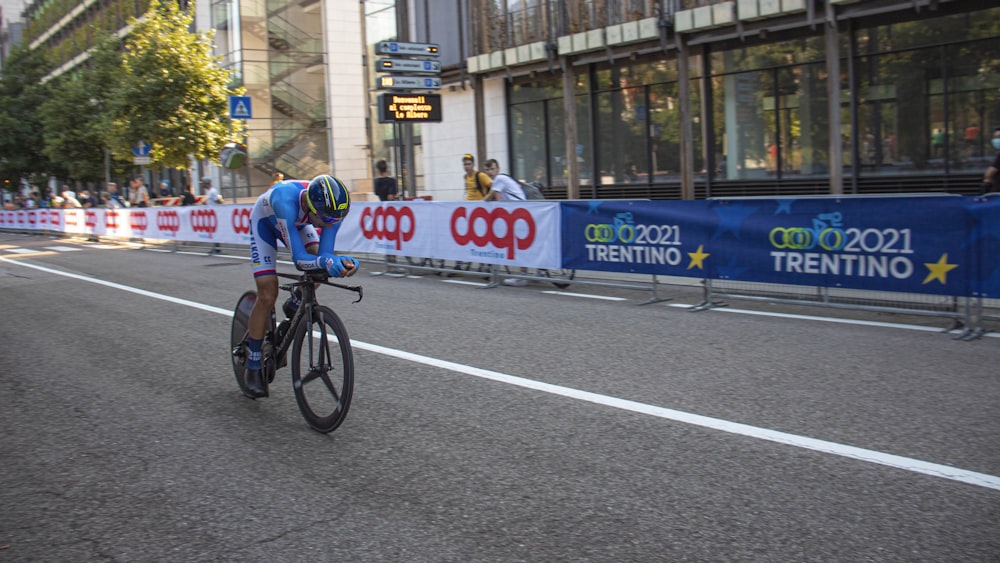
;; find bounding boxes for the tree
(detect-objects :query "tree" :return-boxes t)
[39,33,132,184]
[0,46,62,192]
[107,0,243,170]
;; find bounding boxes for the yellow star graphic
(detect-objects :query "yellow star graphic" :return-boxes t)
[922,253,958,285]
[687,244,710,270]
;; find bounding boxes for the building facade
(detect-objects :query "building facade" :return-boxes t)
[16,0,1000,202]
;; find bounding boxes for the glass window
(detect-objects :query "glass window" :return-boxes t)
[510,101,547,183]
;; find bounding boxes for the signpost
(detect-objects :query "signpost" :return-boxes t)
[373,41,442,199]
[132,140,152,166]
[377,75,442,91]
[376,58,442,73]
[374,41,440,57]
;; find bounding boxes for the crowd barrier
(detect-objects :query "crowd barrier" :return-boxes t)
[3,194,998,336]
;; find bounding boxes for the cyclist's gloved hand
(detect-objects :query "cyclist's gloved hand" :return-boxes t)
[320,254,359,278]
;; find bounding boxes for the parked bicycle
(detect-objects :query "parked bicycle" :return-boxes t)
[231,270,363,433]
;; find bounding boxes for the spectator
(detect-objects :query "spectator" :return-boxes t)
[129,176,150,208]
[61,187,82,208]
[482,158,525,202]
[373,159,398,201]
[100,191,121,208]
[107,182,125,207]
[981,126,1000,194]
[482,158,529,287]
[463,153,491,201]
[202,177,223,254]
[158,180,172,199]
[271,172,284,186]
[202,177,223,205]
[78,190,97,208]
[180,184,196,206]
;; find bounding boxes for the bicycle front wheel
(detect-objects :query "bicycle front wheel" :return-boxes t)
[290,305,354,433]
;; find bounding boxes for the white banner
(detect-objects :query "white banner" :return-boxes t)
[1,201,561,268]
[336,201,562,268]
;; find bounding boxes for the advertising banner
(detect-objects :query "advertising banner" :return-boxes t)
[0,206,256,245]
[335,201,562,269]
[562,196,973,296]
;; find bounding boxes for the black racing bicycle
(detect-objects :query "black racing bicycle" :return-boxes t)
[231,270,363,433]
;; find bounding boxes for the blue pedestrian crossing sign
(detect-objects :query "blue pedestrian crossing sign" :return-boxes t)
[229,96,252,119]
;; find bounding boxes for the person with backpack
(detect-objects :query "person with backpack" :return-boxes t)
[482,159,526,201]
[482,158,533,286]
[463,153,492,201]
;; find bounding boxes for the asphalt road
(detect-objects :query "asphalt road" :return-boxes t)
[1,232,998,562]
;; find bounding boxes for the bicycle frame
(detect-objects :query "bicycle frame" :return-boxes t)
[269,271,363,369]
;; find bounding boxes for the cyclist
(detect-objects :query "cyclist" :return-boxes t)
[243,174,359,399]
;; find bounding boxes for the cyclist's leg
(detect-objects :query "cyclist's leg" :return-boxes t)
[248,214,281,342]
[244,213,280,397]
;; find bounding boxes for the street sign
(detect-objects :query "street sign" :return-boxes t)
[375,41,439,57]
[377,93,443,123]
[377,75,442,91]
[133,156,152,165]
[229,95,252,119]
[376,58,441,74]
[131,140,151,157]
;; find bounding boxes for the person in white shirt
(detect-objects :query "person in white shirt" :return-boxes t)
[482,159,525,201]
[482,158,531,286]
[201,177,224,254]
[202,177,223,205]
[61,188,82,208]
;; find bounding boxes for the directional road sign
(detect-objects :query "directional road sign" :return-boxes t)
[229,95,252,119]
[375,41,440,57]
[376,58,441,74]
[377,75,442,91]
[131,140,152,157]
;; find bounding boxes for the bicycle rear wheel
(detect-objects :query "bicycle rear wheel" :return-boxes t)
[290,305,354,433]
[230,291,257,398]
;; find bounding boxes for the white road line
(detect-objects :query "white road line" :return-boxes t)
[542,290,628,301]
[44,246,82,252]
[3,254,999,492]
[4,248,40,254]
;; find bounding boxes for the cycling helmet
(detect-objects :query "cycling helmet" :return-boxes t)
[305,174,350,224]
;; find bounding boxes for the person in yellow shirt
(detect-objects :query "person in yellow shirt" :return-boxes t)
[462,153,491,201]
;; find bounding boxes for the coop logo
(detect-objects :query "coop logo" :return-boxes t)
[451,206,535,259]
[48,210,61,228]
[157,211,181,236]
[130,211,148,234]
[359,206,415,250]
[85,211,98,229]
[105,210,119,229]
[38,211,48,225]
[232,208,251,235]
[190,209,219,237]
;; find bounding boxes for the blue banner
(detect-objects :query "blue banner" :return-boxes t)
[562,196,976,296]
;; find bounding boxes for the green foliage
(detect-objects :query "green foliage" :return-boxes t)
[0,47,63,188]
[107,0,243,169]
[38,35,124,182]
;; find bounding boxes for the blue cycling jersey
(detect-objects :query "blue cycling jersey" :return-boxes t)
[249,180,342,276]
